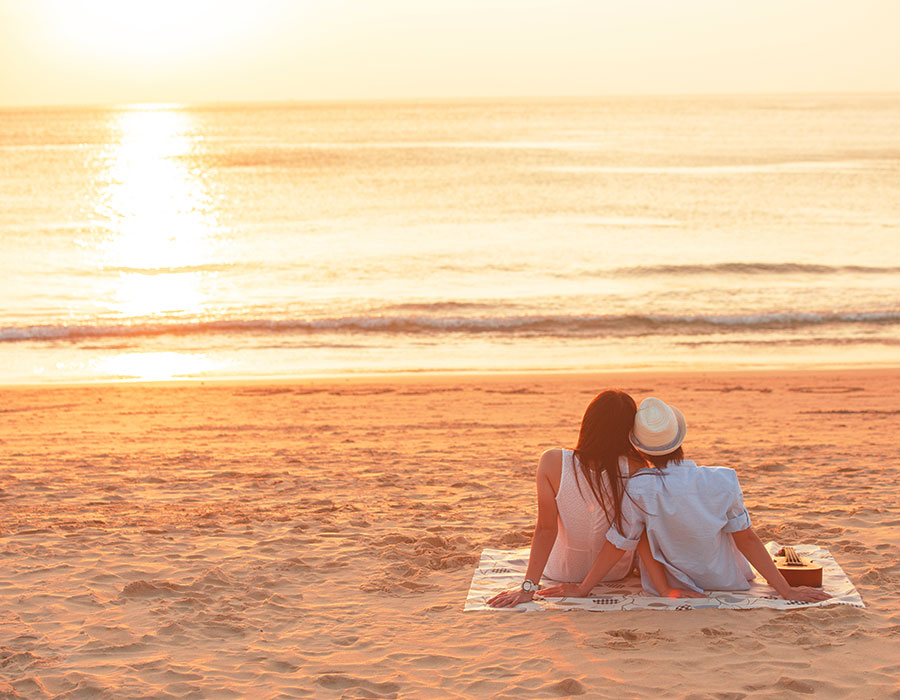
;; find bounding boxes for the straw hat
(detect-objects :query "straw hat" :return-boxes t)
[630,397,687,455]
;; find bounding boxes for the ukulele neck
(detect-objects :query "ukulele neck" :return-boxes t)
[783,546,804,566]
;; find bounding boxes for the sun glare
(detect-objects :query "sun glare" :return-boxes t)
[92,107,221,318]
[97,109,215,269]
[43,0,260,66]
[113,272,207,318]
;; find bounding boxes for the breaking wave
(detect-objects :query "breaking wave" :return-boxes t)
[602,262,900,276]
[4,310,899,344]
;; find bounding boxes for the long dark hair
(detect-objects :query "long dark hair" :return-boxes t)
[573,389,645,531]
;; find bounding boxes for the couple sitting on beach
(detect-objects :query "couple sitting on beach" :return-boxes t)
[488,390,831,607]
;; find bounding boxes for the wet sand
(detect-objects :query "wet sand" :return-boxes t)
[1,369,898,698]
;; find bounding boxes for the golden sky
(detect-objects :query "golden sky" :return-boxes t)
[1,0,899,106]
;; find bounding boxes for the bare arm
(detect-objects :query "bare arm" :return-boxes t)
[731,527,831,602]
[537,538,627,598]
[575,538,627,595]
[636,532,669,594]
[636,532,706,598]
[488,450,559,607]
[523,523,558,585]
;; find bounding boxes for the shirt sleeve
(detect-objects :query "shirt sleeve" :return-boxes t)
[605,492,645,550]
[722,470,752,533]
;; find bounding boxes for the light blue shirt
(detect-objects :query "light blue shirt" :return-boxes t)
[606,460,755,594]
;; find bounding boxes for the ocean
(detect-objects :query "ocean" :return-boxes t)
[2,95,899,383]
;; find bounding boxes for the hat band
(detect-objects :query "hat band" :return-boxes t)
[630,429,685,456]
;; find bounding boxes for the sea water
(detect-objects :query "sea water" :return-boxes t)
[2,95,899,383]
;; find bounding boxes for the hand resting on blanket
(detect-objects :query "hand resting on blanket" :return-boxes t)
[486,589,535,608]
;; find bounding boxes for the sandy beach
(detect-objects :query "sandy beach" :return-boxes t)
[1,368,899,699]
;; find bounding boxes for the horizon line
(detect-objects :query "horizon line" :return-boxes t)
[3,90,900,111]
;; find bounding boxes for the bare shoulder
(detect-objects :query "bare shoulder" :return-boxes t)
[537,449,563,491]
[538,448,563,471]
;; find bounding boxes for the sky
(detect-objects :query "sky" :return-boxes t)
[1,0,899,107]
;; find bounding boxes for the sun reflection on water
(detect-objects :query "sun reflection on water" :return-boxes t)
[98,108,217,272]
[91,106,224,379]
[114,271,207,317]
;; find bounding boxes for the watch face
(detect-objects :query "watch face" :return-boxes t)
[522,579,536,592]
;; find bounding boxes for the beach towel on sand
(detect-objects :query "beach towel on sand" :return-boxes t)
[465,542,864,611]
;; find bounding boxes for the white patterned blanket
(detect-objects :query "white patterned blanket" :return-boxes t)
[465,542,864,611]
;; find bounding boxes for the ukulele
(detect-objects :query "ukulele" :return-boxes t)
[772,546,823,587]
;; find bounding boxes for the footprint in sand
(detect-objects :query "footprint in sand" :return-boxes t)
[234,388,293,396]
[386,652,460,669]
[0,650,46,674]
[757,462,787,472]
[771,676,818,695]
[484,388,543,395]
[121,579,182,597]
[694,385,771,393]
[585,628,672,650]
[422,603,453,613]
[329,634,361,647]
[788,386,863,394]
[542,678,587,696]
[314,673,400,696]
[859,566,898,584]
[265,658,302,673]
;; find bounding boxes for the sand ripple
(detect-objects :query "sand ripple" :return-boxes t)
[0,372,898,698]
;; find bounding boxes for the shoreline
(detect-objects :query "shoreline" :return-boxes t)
[3,363,899,391]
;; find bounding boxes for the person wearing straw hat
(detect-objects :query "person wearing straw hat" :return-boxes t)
[539,398,831,602]
[487,390,701,608]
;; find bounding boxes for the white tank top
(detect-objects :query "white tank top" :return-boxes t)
[544,449,635,583]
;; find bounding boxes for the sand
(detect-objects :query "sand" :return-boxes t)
[1,369,898,699]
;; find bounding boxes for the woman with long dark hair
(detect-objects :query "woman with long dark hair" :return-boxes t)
[488,389,687,607]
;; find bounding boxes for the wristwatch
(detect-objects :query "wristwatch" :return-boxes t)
[520,579,537,593]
